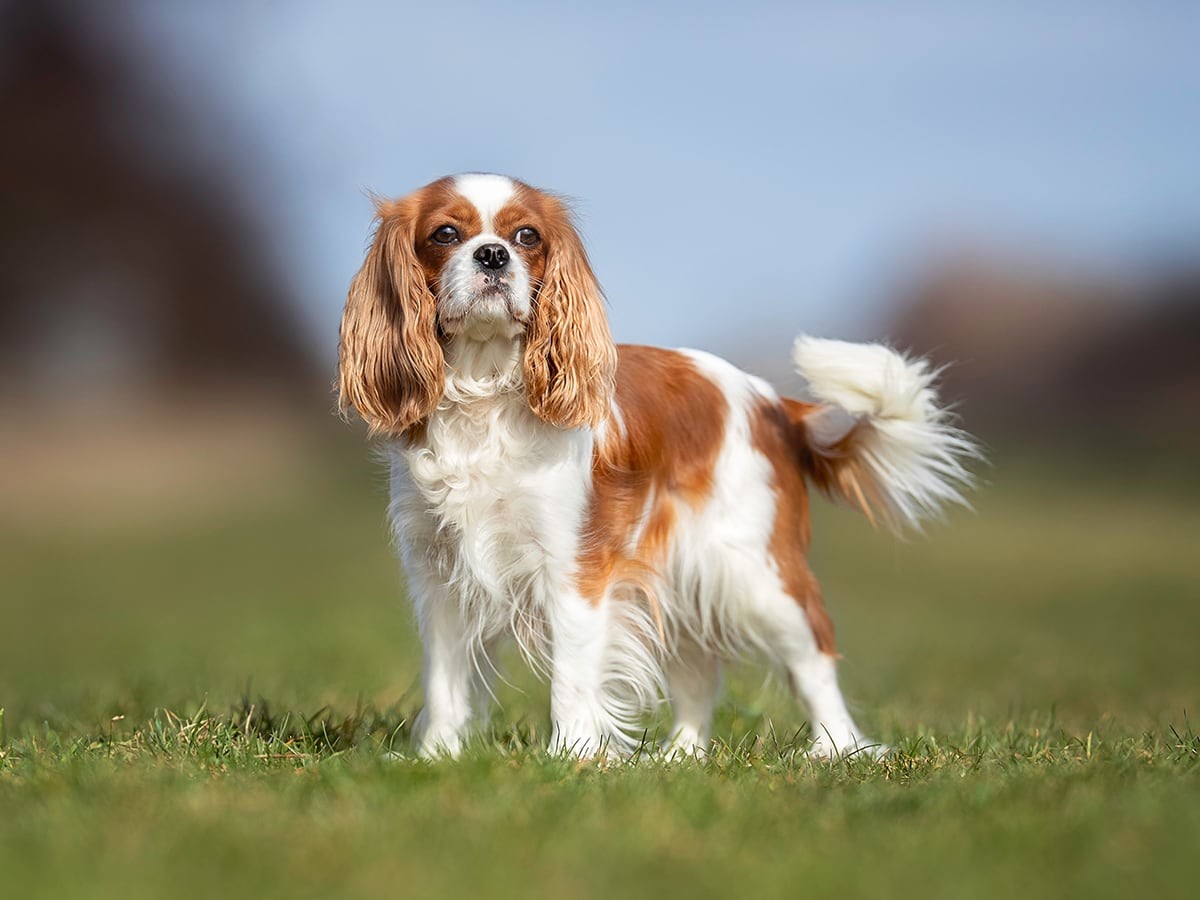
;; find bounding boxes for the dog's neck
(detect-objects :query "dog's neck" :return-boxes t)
[414,330,558,465]
[440,331,526,409]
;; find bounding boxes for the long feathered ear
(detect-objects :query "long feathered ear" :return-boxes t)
[523,204,617,429]
[337,199,443,435]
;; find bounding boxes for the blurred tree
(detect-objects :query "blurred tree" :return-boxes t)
[887,255,1200,450]
[0,0,319,409]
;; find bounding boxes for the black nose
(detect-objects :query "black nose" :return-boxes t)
[473,243,510,270]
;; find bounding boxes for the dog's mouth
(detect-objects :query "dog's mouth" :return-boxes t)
[436,263,533,337]
[439,287,528,336]
[469,291,516,318]
[474,279,510,301]
[460,269,512,301]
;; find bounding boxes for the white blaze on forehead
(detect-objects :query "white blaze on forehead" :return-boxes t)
[453,173,516,232]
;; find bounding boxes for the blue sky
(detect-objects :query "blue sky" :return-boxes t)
[129,1,1199,357]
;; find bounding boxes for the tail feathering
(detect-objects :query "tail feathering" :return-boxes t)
[792,334,979,532]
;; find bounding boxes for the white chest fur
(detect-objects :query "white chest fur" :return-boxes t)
[387,346,593,647]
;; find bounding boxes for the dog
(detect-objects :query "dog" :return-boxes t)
[337,173,975,758]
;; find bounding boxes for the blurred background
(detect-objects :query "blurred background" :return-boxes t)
[3,0,1197,736]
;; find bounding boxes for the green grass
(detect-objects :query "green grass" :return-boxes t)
[3,445,1198,899]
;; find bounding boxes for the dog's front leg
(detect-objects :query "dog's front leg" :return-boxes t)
[548,593,617,758]
[413,590,477,758]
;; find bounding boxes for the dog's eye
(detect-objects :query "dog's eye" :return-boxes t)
[431,225,459,244]
[514,227,540,247]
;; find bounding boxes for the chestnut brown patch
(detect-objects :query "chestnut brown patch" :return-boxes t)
[576,346,728,602]
[492,189,551,290]
[407,181,484,294]
[749,398,836,654]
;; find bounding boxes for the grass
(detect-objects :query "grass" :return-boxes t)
[2,441,1198,899]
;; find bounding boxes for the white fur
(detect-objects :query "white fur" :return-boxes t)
[390,335,591,682]
[452,173,515,230]
[793,334,977,531]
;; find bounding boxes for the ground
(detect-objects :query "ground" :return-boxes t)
[2,442,1197,899]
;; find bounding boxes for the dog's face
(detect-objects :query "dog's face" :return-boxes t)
[337,174,618,435]
[409,174,543,339]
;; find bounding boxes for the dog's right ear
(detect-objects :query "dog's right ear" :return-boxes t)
[337,198,443,435]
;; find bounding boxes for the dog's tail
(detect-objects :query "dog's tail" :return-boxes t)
[788,335,978,532]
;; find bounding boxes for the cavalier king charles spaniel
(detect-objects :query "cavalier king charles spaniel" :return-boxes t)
[337,173,975,759]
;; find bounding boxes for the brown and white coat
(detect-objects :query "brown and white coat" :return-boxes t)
[338,173,974,758]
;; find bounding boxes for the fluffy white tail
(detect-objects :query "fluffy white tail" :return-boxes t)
[791,335,978,532]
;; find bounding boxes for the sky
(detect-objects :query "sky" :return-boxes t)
[121,0,1200,358]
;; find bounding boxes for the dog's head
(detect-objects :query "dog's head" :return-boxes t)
[337,174,616,435]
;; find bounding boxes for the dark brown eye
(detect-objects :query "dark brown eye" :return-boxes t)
[514,227,540,247]
[431,225,459,244]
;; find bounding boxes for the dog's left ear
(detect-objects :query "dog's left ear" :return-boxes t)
[523,200,617,429]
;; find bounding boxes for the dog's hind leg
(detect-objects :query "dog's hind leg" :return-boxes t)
[747,580,875,759]
[662,639,722,757]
